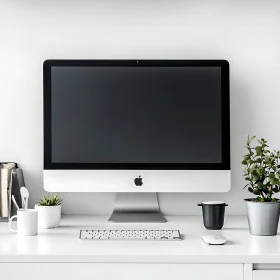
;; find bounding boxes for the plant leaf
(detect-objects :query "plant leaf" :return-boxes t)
[247,135,256,146]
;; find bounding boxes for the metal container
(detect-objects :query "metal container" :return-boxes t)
[198,201,228,230]
[245,199,280,236]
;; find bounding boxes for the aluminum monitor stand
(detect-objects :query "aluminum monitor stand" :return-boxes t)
[108,193,166,223]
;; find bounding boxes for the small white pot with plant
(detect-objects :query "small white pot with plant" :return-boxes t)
[35,193,62,229]
[242,136,280,236]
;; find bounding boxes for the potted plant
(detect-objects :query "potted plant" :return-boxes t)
[242,135,280,236]
[35,193,62,229]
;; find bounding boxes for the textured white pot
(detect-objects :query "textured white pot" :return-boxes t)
[35,204,61,229]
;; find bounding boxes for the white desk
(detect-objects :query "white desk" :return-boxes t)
[0,215,279,280]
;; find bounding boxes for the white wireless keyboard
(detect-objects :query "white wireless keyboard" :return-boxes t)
[80,229,181,241]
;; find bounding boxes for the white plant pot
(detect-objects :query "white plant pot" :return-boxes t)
[35,204,61,229]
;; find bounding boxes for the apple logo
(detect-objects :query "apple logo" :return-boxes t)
[134,176,143,186]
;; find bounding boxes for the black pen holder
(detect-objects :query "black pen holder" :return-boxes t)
[198,201,228,230]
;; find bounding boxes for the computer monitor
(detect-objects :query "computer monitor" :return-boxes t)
[43,60,230,223]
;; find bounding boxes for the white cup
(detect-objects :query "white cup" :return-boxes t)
[9,209,38,236]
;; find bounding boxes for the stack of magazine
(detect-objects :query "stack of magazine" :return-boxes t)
[0,162,24,221]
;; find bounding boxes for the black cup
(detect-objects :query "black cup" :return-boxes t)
[198,201,228,230]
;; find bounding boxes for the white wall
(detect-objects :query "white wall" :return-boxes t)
[1,0,279,215]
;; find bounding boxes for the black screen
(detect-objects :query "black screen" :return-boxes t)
[51,66,222,164]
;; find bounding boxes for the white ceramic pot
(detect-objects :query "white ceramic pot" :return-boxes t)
[35,204,61,229]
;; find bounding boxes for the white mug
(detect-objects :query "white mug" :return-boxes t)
[9,209,38,236]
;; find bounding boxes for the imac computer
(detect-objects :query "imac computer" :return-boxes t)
[43,60,230,223]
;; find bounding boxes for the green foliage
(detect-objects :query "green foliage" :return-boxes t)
[37,193,63,206]
[242,136,280,202]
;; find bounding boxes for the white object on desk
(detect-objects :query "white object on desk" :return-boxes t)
[12,195,20,210]
[20,187,29,210]
[35,204,61,229]
[201,235,227,245]
[80,229,181,240]
[9,209,38,236]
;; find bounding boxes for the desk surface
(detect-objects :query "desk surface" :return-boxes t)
[0,215,280,263]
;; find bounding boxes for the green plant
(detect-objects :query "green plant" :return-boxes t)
[242,135,280,202]
[37,193,63,206]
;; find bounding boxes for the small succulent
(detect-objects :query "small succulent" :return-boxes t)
[242,135,280,202]
[37,193,63,206]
